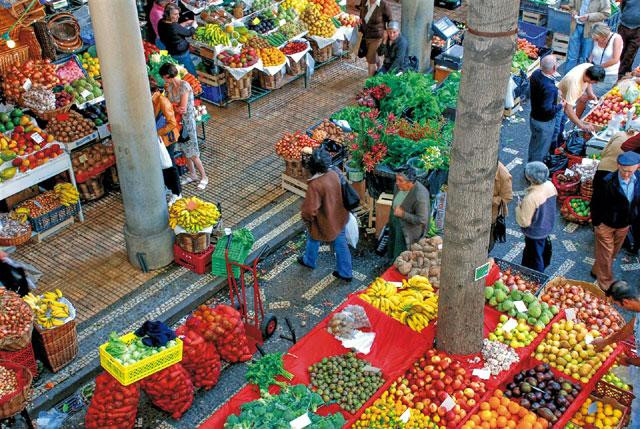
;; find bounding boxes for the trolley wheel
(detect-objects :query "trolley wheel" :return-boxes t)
[261,314,278,339]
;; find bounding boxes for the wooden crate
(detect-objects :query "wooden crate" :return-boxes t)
[226,70,252,100]
[281,173,307,198]
[375,193,393,238]
[197,70,225,87]
[522,11,546,26]
[552,33,569,54]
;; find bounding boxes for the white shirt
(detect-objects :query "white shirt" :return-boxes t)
[579,0,591,18]
[364,0,380,24]
[591,34,621,76]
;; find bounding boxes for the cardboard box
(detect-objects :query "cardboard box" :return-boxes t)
[375,193,393,238]
[4,186,40,210]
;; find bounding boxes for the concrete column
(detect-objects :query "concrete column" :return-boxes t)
[402,0,433,73]
[89,0,174,270]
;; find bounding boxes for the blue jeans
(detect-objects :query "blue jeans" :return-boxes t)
[528,117,556,162]
[564,24,594,74]
[550,108,567,154]
[521,237,547,272]
[172,51,197,75]
[302,227,352,278]
[155,38,166,50]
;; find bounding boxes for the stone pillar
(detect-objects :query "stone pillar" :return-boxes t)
[88,0,174,270]
[402,0,433,73]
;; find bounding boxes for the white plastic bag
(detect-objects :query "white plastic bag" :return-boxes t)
[345,212,359,248]
[504,76,517,109]
[158,137,172,169]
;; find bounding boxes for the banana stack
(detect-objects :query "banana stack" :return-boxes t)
[9,207,30,223]
[169,196,221,233]
[54,183,80,206]
[23,289,70,329]
[359,278,396,313]
[194,24,231,46]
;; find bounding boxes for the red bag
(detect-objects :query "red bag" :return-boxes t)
[140,364,194,419]
[85,372,139,429]
[176,323,221,390]
[192,305,252,362]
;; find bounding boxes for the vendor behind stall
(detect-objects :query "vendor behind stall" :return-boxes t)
[376,21,409,74]
[157,3,197,75]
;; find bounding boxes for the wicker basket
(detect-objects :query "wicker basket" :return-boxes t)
[286,55,307,76]
[225,70,252,100]
[0,223,32,247]
[0,45,29,75]
[309,40,332,63]
[580,178,594,199]
[78,175,105,202]
[31,102,72,121]
[47,12,82,53]
[560,196,591,225]
[0,292,33,352]
[10,0,46,25]
[284,158,309,181]
[0,361,33,420]
[176,232,211,253]
[551,170,581,205]
[33,21,56,60]
[258,69,284,90]
[33,319,78,372]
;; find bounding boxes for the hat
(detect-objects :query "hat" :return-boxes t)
[524,161,549,185]
[617,151,640,166]
[387,21,400,31]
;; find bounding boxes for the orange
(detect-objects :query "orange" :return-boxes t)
[537,419,548,429]
[506,421,516,429]
[494,389,503,398]
[481,423,491,429]
[479,410,492,422]
[470,415,481,424]
[480,402,491,411]
[518,408,529,418]
[500,397,511,407]
[488,397,501,409]
[497,416,508,428]
[507,401,520,415]
[516,423,533,429]
[532,423,543,429]
[523,414,537,424]
[497,405,509,417]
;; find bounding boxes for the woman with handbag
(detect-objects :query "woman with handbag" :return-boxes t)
[489,161,513,253]
[589,23,623,97]
[358,0,392,76]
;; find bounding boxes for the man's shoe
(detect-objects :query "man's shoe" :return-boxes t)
[332,271,352,282]
[297,256,313,269]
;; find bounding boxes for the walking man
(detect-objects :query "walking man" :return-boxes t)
[618,0,640,78]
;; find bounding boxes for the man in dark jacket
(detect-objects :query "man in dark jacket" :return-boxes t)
[376,21,409,74]
[591,151,640,291]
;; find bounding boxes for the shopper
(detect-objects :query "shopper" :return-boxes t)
[298,148,353,281]
[594,119,640,191]
[157,3,197,75]
[159,63,208,190]
[590,151,640,291]
[618,0,640,78]
[589,23,623,97]
[528,55,564,162]
[489,161,513,252]
[376,21,409,74]
[386,168,430,259]
[358,0,392,76]
[150,0,172,49]
[516,162,557,272]
[561,0,610,74]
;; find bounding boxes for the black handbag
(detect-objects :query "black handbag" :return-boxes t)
[357,36,367,59]
[331,167,361,210]
[543,237,552,269]
[492,202,507,244]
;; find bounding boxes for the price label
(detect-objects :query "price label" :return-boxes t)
[363,365,381,373]
[437,244,443,250]
[514,301,528,313]
[52,0,68,9]
[441,394,456,412]
[399,408,411,423]
[290,413,311,429]
[502,318,518,333]
[565,308,576,322]
[78,154,88,164]
[472,368,491,380]
[279,19,286,26]
[34,200,42,209]
[565,168,575,176]
[23,79,32,91]
[585,334,594,345]
[30,133,43,144]
[389,281,403,289]
[587,401,598,415]
[80,90,92,99]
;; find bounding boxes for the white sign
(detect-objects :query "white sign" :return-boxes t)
[472,368,491,380]
[565,308,576,322]
[30,133,43,144]
[399,408,411,423]
[585,334,594,345]
[290,413,311,429]
[78,154,88,164]
[587,401,598,415]
[22,79,32,91]
[279,19,287,26]
[80,90,92,99]
[514,301,527,313]
[441,394,456,412]
[502,318,518,333]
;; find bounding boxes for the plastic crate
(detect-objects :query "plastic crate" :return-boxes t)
[211,231,254,278]
[493,257,550,295]
[98,333,183,386]
[547,7,571,34]
[173,243,214,275]
[521,0,550,14]
[30,203,79,233]
[201,83,227,104]
[518,20,548,48]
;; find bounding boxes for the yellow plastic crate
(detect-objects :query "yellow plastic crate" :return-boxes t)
[98,333,183,386]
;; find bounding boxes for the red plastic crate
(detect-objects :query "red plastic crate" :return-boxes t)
[174,243,214,274]
[0,342,37,378]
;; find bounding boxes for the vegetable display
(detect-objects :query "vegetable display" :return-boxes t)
[309,352,385,413]
[393,236,443,287]
[104,332,178,366]
[310,119,345,143]
[21,87,56,112]
[481,339,519,376]
[177,322,221,390]
[282,40,309,55]
[0,365,17,399]
[462,389,549,429]
[71,141,115,178]
[485,281,558,329]
[168,196,221,233]
[511,50,534,73]
[64,77,103,105]
[0,107,27,133]
[56,58,86,84]
[2,59,60,102]
[245,352,293,392]
[192,304,253,362]
[275,130,319,159]
[85,372,140,429]
[140,364,195,419]
[0,287,33,344]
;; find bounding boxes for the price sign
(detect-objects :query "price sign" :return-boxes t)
[587,401,598,415]
[399,409,411,423]
[585,334,594,345]
[437,244,443,250]
[23,79,32,91]
[30,133,43,144]
[474,262,490,281]
[441,394,456,412]
[502,318,518,333]
[565,308,576,322]
[290,413,311,429]
[514,301,528,313]
[80,90,92,99]
[78,155,88,164]
[52,0,68,9]
[279,19,286,26]
[472,368,491,380]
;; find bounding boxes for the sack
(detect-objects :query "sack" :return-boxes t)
[158,137,173,169]
[565,130,586,156]
[345,212,359,248]
[357,36,367,59]
[543,237,552,269]
[543,154,569,174]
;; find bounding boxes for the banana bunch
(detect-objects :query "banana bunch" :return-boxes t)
[402,275,434,293]
[393,292,438,332]
[9,207,30,223]
[359,278,397,313]
[24,289,70,329]
[169,196,221,233]
[195,24,230,46]
[54,183,80,206]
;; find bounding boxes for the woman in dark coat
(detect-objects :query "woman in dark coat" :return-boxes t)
[358,0,392,76]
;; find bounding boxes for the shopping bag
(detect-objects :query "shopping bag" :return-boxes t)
[345,212,359,248]
[158,137,173,169]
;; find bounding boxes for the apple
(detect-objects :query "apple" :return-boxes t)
[463,387,475,398]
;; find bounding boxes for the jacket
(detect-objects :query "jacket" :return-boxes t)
[157,20,195,55]
[516,181,557,239]
[591,170,640,228]
[301,170,349,242]
[529,69,563,122]
[397,181,430,246]
[598,131,631,173]
[152,92,178,146]
[377,33,409,73]
[566,0,611,36]
[492,162,513,223]
[149,2,164,40]
[359,0,392,40]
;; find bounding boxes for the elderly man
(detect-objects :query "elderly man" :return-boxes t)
[561,0,610,74]
[528,55,564,162]
[595,119,640,191]
[590,151,640,291]
[376,21,409,74]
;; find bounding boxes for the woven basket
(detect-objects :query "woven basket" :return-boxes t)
[0,44,28,75]
[176,232,211,253]
[309,40,332,63]
[33,21,56,60]
[47,12,82,53]
[0,294,33,352]
[34,319,77,372]
[0,361,32,420]
[0,223,32,247]
[286,55,307,76]
[31,102,71,121]
[580,178,594,199]
[560,196,591,225]
[10,0,46,26]
[225,70,252,100]
[258,69,284,90]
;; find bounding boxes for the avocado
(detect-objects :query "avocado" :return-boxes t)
[10,108,22,118]
[0,113,9,123]
[12,117,20,126]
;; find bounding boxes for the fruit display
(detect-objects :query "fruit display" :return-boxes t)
[278,6,298,22]
[301,4,335,37]
[481,339,519,376]
[389,349,488,427]
[11,144,64,173]
[535,320,616,382]
[275,130,319,159]
[104,331,179,366]
[504,363,582,424]
[64,77,103,105]
[56,58,86,84]
[0,108,28,133]
[359,276,438,332]
[17,191,61,217]
[201,8,229,25]
[191,305,252,362]
[258,47,286,66]
[79,51,101,78]
[584,86,639,127]
[308,351,385,413]
[279,21,307,38]
[247,35,270,49]
[336,12,358,27]
[282,40,309,55]
[603,366,632,391]
[82,102,108,126]
[310,119,345,143]
[498,266,544,294]
[353,390,440,429]
[143,40,160,61]
[46,111,96,142]
[217,47,259,68]
[280,0,308,14]
[0,364,18,398]
[194,23,231,46]
[248,13,276,34]
[485,282,559,329]
[489,315,536,348]
[250,0,272,12]
[571,397,624,428]
[393,236,443,287]
[569,197,590,217]
[168,196,221,233]
[245,352,293,392]
[71,141,115,178]
[55,91,73,109]
[539,281,624,336]
[517,38,539,59]
[311,0,340,18]
[23,289,71,329]
[0,287,34,343]
[54,183,80,206]
[462,390,550,429]
[2,59,60,101]
[21,87,56,112]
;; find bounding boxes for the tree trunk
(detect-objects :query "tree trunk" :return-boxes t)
[401,0,433,72]
[435,0,519,355]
